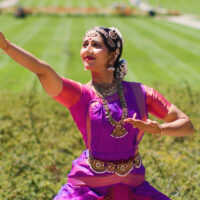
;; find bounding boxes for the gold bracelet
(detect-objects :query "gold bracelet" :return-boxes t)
[153,132,161,140]
[0,39,11,54]
[153,126,163,140]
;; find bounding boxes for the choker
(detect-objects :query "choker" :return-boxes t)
[91,80,117,96]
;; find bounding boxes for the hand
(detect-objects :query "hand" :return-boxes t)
[0,32,9,50]
[124,113,161,135]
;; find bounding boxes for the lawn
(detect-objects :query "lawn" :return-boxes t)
[0,0,200,199]
[0,14,200,91]
[18,0,131,8]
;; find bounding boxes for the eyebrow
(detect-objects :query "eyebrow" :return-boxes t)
[83,39,102,43]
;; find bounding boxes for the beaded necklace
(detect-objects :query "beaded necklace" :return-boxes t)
[93,80,117,96]
[92,80,128,138]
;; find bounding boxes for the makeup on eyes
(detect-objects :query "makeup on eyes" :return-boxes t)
[82,40,102,48]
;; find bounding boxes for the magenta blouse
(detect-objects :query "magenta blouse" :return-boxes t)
[53,77,171,145]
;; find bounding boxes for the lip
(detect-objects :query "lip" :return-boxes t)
[84,56,95,61]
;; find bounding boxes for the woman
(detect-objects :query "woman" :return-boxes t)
[0,27,193,200]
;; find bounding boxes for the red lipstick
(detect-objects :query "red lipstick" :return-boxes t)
[84,56,95,61]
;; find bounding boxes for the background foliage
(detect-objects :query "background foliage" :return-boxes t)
[0,0,200,199]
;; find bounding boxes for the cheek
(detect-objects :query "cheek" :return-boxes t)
[96,48,109,57]
[97,51,109,62]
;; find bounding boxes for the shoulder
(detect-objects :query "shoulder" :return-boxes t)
[122,80,142,86]
[82,82,96,99]
[122,80,146,93]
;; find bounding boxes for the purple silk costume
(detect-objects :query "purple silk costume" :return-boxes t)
[53,78,171,200]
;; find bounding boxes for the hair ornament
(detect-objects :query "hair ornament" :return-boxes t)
[109,27,123,43]
[115,59,127,81]
[107,37,115,48]
[95,27,108,39]
[109,29,118,40]
[117,41,121,48]
[115,48,120,59]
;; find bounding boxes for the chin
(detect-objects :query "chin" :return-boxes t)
[84,64,95,71]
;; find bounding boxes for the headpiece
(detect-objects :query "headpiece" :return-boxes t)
[85,26,127,81]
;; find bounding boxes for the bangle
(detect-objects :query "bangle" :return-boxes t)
[0,39,11,54]
[153,126,163,140]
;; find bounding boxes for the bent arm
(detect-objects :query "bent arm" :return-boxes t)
[146,85,194,137]
[125,85,194,137]
[0,32,62,97]
[160,104,194,137]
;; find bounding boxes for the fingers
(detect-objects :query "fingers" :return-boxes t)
[124,118,135,125]
[124,113,157,128]
[124,117,146,127]
[124,116,161,134]
[124,113,137,123]
[124,115,138,125]
[133,112,137,119]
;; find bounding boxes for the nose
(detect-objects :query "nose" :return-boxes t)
[85,43,93,54]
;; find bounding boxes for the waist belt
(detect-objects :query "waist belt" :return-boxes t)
[88,152,141,177]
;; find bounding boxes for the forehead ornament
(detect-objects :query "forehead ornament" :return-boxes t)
[86,27,122,49]
[85,29,99,40]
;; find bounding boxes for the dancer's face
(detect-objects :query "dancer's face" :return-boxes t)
[80,30,112,73]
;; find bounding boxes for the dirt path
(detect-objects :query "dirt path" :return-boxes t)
[0,0,19,9]
[130,0,200,30]
[166,15,200,30]
[130,0,168,14]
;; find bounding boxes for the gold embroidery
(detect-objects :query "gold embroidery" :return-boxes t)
[88,153,141,176]
[115,162,131,176]
[112,123,128,138]
[106,162,116,173]
[88,156,106,173]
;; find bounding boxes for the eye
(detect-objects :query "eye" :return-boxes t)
[93,42,101,48]
[82,42,88,48]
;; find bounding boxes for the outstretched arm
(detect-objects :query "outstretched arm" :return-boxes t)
[0,32,63,97]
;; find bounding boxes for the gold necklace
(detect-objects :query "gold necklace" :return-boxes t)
[92,80,128,138]
[93,80,117,96]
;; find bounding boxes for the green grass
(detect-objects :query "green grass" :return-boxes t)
[0,84,199,200]
[0,0,200,199]
[0,15,200,91]
[18,0,131,8]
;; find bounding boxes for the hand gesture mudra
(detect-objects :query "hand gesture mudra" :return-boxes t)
[124,113,162,138]
[0,32,10,51]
